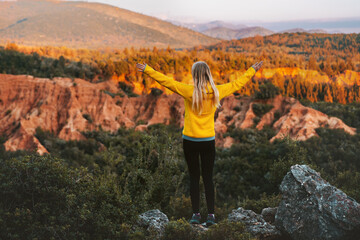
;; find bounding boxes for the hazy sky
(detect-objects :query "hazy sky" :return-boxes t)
[72,0,360,23]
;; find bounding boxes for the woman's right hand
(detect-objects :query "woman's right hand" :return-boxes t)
[136,62,147,72]
[251,61,263,71]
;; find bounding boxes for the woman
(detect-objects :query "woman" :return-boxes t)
[136,60,263,226]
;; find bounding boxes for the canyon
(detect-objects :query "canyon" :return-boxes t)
[0,74,356,154]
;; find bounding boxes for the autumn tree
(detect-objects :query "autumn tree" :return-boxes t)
[323,84,333,102]
[308,55,318,70]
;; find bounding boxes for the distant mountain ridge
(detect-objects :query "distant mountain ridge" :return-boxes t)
[202,26,275,40]
[200,26,328,40]
[279,28,328,34]
[0,0,219,48]
[170,20,247,32]
[171,20,330,40]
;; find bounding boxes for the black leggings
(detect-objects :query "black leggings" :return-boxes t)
[183,139,215,214]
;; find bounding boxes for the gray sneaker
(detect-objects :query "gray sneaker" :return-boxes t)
[189,213,201,224]
[206,214,216,227]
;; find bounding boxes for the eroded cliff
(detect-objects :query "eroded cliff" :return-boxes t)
[0,74,356,154]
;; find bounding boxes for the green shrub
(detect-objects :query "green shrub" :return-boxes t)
[201,220,254,240]
[102,89,116,98]
[253,116,261,125]
[254,81,280,99]
[167,195,193,221]
[273,111,281,125]
[0,154,137,239]
[331,170,360,201]
[162,218,199,240]
[136,119,148,126]
[0,49,98,81]
[239,193,282,214]
[252,103,274,118]
[270,136,310,186]
[82,113,93,123]
[233,106,241,112]
[119,81,139,97]
[5,109,11,116]
[150,88,164,97]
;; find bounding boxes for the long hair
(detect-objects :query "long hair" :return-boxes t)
[191,61,220,115]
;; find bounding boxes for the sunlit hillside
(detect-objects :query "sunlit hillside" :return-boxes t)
[0,0,218,48]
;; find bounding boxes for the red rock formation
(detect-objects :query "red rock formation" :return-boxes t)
[0,74,185,153]
[0,74,356,153]
[214,95,356,146]
[246,95,357,141]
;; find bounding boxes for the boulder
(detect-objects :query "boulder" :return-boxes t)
[275,164,360,240]
[228,207,282,240]
[137,209,169,237]
[191,223,209,234]
[261,207,278,224]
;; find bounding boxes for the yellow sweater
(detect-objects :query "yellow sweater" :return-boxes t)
[143,65,256,139]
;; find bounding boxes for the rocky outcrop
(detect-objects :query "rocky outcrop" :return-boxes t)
[228,207,282,240]
[275,164,360,240]
[137,166,360,240]
[228,165,360,239]
[255,95,356,142]
[137,209,169,237]
[261,207,277,224]
[0,74,356,153]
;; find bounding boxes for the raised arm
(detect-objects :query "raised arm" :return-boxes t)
[136,63,193,99]
[217,61,263,99]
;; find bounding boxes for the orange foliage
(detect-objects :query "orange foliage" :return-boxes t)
[2,32,360,103]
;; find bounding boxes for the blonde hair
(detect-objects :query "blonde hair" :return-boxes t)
[191,61,220,115]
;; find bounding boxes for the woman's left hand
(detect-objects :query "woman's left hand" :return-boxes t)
[251,61,263,71]
[136,63,147,72]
